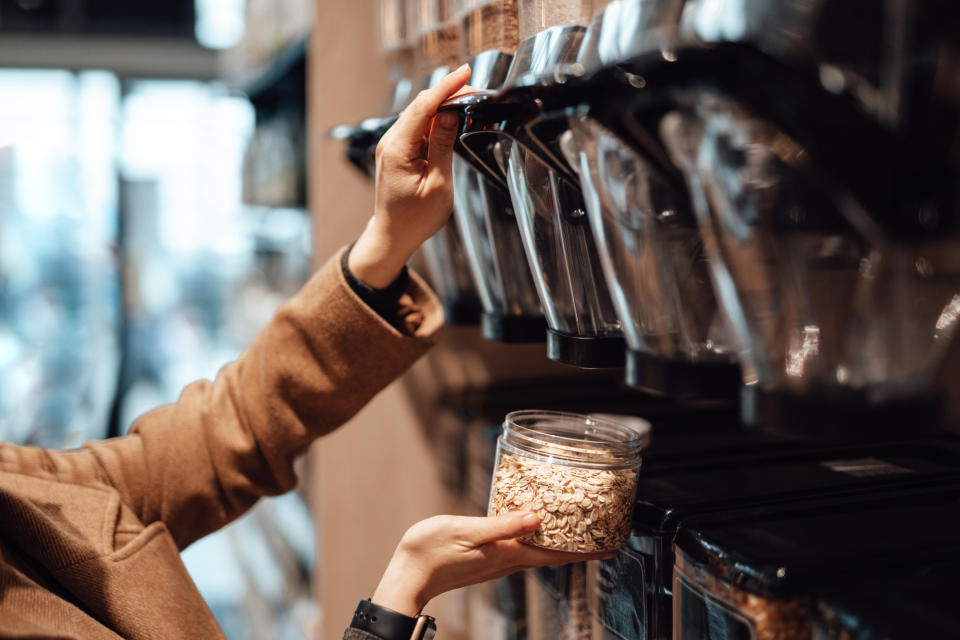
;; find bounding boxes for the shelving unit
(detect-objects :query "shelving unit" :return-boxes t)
[0,34,217,79]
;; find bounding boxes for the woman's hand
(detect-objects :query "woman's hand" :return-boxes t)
[348,64,472,288]
[371,512,614,616]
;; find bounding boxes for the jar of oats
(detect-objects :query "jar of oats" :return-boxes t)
[488,410,644,553]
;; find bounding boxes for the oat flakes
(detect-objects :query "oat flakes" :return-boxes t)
[488,451,638,552]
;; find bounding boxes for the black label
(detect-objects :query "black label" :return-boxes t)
[820,457,912,478]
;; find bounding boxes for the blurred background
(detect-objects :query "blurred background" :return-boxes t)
[4,1,960,640]
[0,1,315,637]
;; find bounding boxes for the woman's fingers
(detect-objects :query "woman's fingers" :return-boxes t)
[392,65,471,158]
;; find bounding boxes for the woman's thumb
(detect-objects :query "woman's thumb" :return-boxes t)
[467,512,541,545]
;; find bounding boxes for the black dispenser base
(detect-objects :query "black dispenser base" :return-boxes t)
[626,349,742,400]
[741,386,944,440]
[482,312,547,343]
[443,299,482,326]
[547,330,626,369]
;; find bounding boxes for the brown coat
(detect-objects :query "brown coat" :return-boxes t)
[0,247,443,639]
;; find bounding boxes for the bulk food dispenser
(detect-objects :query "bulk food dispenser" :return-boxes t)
[499,2,960,638]
[518,0,960,416]
[445,0,548,342]
[452,155,546,340]
[500,0,630,368]
[346,1,960,639]
[604,438,960,640]
[443,0,633,366]
[557,0,741,397]
[656,56,960,437]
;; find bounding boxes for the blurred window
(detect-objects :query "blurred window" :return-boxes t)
[0,70,120,448]
[0,68,315,639]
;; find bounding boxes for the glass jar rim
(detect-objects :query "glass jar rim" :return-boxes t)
[501,409,645,468]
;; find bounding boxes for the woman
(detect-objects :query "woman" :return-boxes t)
[0,65,605,639]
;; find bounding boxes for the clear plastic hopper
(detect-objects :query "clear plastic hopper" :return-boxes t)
[560,117,741,396]
[452,155,546,340]
[544,0,740,394]
[660,90,960,435]
[402,0,485,324]
[502,137,625,366]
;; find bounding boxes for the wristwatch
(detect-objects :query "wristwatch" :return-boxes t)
[349,599,437,640]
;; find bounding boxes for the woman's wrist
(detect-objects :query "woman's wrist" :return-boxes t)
[371,553,429,617]
[348,217,416,289]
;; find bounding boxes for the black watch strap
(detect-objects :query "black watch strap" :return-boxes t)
[349,599,422,640]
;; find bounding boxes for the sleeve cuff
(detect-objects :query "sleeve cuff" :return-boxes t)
[341,242,412,323]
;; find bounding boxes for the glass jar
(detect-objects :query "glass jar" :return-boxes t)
[488,410,644,553]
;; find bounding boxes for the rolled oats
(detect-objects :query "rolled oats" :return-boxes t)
[488,451,638,552]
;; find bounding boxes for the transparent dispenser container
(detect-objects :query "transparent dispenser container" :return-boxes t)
[673,546,813,640]
[452,155,546,340]
[576,0,685,74]
[559,116,740,396]
[622,439,960,640]
[660,91,960,435]
[458,0,520,58]
[813,549,960,640]
[526,563,593,640]
[437,0,518,191]
[436,1,545,341]
[448,0,598,191]
[678,0,927,130]
[459,0,627,367]
[414,224,484,325]
[503,137,626,366]
[389,0,484,325]
[517,0,599,41]
[412,0,463,73]
[673,484,960,640]
[444,0,601,193]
